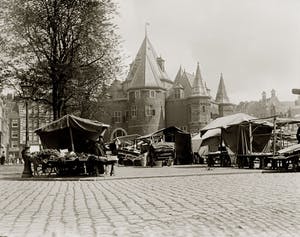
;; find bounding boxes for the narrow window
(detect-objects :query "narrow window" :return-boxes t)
[113,111,122,123]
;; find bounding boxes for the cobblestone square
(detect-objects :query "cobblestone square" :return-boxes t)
[0,166,299,236]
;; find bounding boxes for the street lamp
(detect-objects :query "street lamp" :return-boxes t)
[20,79,32,178]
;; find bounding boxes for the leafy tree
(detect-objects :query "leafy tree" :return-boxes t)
[0,0,121,120]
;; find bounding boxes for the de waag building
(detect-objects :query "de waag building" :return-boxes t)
[96,34,234,140]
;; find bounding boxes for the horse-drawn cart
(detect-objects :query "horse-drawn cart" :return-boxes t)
[33,114,117,177]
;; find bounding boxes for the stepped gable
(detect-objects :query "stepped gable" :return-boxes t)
[215,73,230,104]
[126,35,170,90]
[191,63,208,96]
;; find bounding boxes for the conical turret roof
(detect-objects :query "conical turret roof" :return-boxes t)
[174,66,184,83]
[215,73,230,104]
[126,35,170,90]
[191,63,208,96]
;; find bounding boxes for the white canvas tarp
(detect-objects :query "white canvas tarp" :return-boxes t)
[201,113,273,155]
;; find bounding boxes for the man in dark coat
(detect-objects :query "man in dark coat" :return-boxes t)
[0,151,5,165]
[297,124,300,144]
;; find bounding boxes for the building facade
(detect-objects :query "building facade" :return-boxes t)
[96,34,234,140]
[7,100,20,160]
[0,96,10,159]
[18,101,52,151]
[4,94,53,160]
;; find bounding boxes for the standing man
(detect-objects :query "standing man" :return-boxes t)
[0,151,5,165]
[297,124,300,144]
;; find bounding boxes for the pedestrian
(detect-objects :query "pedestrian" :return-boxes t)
[297,124,300,144]
[87,138,106,176]
[0,151,5,165]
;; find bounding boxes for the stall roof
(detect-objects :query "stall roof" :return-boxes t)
[200,113,273,154]
[35,114,109,150]
[201,113,273,132]
[267,117,300,127]
[114,134,141,143]
[277,143,300,155]
[138,126,186,140]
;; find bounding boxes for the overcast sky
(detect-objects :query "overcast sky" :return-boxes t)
[114,0,300,104]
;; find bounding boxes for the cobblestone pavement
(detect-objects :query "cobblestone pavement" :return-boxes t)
[0,164,262,180]
[0,170,299,237]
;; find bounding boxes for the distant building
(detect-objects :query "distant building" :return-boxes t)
[235,89,291,118]
[7,99,20,160]
[96,33,234,139]
[2,94,53,159]
[0,96,9,158]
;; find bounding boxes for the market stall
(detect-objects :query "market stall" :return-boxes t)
[267,144,300,171]
[113,134,141,165]
[34,114,117,176]
[138,126,193,165]
[200,113,274,168]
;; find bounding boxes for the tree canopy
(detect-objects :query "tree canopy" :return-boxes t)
[0,0,121,120]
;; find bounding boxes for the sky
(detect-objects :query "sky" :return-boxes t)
[114,0,300,104]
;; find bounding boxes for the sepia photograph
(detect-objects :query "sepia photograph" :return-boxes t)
[0,0,299,236]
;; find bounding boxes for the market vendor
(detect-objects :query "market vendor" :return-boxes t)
[98,136,106,156]
[87,138,105,157]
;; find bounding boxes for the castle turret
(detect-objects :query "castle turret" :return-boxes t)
[215,73,234,117]
[125,34,171,135]
[186,63,211,133]
[192,62,208,96]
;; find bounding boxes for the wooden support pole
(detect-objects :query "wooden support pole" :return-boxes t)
[249,122,253,155]
[273,116,277,157]
[69,127,75,152]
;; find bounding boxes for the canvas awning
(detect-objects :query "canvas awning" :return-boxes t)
[277,143,300,155]
[192,129,221,153]
[114,134,140,143]
[138,126,186,140]
[200,113,273,155]
[35,114,109,151]
[201,113,273,133]
[266,117,300,127]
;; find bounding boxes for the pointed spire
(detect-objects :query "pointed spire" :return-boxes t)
[215,73,230,104]
[192,62,208,96]
[126,32,170,90]
[174,65,184,82]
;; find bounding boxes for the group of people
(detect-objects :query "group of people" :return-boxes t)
[0,151,23,165]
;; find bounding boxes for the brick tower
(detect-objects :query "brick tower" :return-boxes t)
[186,63,211,133]
[125,34,173,135]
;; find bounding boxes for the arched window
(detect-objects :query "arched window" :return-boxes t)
[111,128,127,140]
